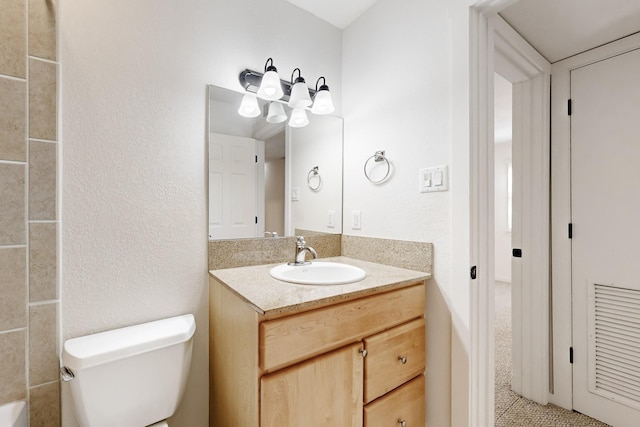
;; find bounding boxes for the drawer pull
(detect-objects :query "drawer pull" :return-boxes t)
[398,355,407,364]
[398,419,407,427]
[360,348,368,358]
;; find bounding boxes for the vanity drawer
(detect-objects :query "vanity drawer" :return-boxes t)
[363,317,425,403]
[259,284,425,372]
[364,375,425,427]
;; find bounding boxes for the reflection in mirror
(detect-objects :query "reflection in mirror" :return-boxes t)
[207,85,343,240]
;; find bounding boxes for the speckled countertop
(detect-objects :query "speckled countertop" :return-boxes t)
[209,256,430,317]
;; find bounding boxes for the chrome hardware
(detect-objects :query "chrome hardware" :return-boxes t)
[398,355,407,364]
[60,366,75,382]
[398,419,407,427]
[359,348,368,358]
[364,150,391,184]
[264,231,279,237]
[307,166,322,191]
[288,236,318,266]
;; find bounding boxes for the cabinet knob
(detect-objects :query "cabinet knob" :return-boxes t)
[398,355,407,364]
[398,419,407,427]
[359,348,368,358]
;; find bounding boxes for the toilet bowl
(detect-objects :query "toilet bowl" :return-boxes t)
[61,314,196,427]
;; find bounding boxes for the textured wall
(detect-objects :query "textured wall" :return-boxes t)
[0,0,60,425]
[341,0,478,424]
[60,0,341,426]
[59,1,210,425]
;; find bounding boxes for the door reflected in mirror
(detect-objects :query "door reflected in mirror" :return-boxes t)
[207,85,343,240]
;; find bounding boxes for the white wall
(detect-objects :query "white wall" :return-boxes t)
[60,0,341,426]
[342,0,476,425]
[494,141,512,282]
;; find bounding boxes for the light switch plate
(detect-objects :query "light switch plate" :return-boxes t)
[419,165,449,193]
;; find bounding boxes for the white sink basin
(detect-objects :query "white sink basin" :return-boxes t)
[269,261,367,285]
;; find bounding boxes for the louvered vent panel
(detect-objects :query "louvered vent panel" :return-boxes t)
[592,284,640,407]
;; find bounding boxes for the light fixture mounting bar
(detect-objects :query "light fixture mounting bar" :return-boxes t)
[239,69,317,102]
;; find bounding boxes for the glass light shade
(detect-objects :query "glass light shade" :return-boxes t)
[288,108,309,128]
[288,81,312,108]
[238,94,260,118]
[266,102,287,123]
[311,90,335,115]
[257,70,284,100]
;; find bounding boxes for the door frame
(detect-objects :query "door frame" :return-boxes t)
[551,31,640,412]
[493,15,552,404]
[470,3,551,425]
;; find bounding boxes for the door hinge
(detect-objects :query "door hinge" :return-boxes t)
[568,99,572,116]
[512,248,522,258]
[568,223,573,239]
[470,266,477,280]
[569,347,574,364]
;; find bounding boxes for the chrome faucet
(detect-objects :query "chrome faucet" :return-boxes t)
[288,236,318,266]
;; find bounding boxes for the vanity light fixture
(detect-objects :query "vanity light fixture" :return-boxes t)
[288,107,309,128]
[266,101,287,124]
[256,58,284,101]
[237,59,335,128]
[311,76,335,115]
[288,68,312,108]
[237,93,260,118]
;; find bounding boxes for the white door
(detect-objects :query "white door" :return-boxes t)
[571,48,640,426]
[209,133,258,239]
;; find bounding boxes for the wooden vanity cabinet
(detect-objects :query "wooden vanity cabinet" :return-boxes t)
[209,278,426,427]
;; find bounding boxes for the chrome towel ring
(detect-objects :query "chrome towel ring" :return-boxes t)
[364,150,391,184]
[307,166,322,191]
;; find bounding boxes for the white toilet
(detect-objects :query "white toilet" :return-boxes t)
[61,314,196,427]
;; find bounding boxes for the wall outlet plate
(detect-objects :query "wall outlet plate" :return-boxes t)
[351,210,361,230]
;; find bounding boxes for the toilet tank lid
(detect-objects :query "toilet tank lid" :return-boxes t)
[62,314,196,370]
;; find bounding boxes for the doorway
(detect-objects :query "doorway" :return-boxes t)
[474,3,640,426]
[469,9,552,425]
[492,64,610,426]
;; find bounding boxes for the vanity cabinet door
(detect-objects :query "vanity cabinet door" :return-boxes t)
[364,375,425,427]
[260,342,364,427]
[363,318,425,403]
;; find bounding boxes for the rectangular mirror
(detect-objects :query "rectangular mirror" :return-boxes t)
[207,85,343,240]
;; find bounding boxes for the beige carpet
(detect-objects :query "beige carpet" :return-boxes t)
[494,281,611,426]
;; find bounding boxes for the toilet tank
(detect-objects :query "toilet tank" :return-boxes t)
[62,314,196,427]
